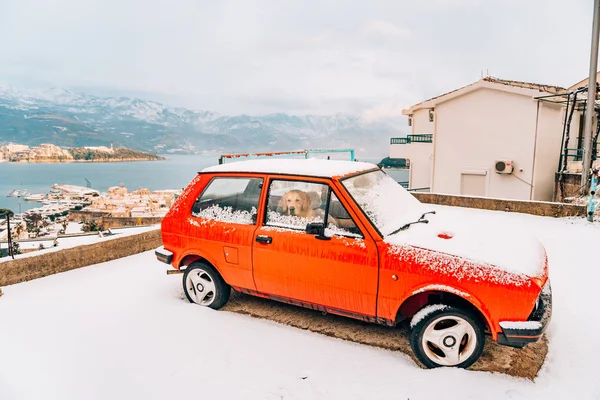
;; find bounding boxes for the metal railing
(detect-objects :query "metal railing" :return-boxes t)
[390,134,433,145]
[390,138,410,145]
[560,147,599,164]
[218,148,355,164]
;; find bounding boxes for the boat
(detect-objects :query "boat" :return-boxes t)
[6,189,29,197]
[23,194,47,202]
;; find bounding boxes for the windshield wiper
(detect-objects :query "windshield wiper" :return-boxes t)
[388,211,436,236]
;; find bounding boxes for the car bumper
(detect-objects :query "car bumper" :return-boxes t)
[155,245,173,265]
[497,279,552,348]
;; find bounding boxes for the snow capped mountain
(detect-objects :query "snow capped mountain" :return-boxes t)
[0,83,401,155]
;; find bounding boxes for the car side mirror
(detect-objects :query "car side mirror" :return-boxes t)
[305,222,331,241]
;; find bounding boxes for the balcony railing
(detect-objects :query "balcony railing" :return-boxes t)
[390,134,433,145]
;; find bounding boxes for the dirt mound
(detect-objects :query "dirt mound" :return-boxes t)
[221,291,547,380]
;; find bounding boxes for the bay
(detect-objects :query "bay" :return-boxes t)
[0,154,401,213]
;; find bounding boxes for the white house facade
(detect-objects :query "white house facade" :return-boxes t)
[391,76,572,202]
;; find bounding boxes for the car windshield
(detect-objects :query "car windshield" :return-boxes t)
[341,170,429,236]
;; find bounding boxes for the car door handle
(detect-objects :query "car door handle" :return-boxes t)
[255,235,273,244]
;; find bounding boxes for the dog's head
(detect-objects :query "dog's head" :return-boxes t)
[279,190,312,215]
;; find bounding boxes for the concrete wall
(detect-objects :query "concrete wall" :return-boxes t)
[432,88,538,200]
[413,192,585,217]
[532,102,564,201]
[390,143,433,190]
[0,230,162,287]
[411,108,434,134]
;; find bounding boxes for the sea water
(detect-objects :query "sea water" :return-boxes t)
[0,154,403,212]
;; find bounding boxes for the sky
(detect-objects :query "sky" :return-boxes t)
[0,0,595,119]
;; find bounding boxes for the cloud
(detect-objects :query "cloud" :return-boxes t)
[361,19,411,41]
[0,0,593,120]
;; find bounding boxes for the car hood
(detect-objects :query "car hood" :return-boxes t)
[385,213,547,279]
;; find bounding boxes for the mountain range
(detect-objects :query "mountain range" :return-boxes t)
[0,84,402,156]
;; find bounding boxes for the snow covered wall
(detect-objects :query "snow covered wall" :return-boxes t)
[0,229,161,286]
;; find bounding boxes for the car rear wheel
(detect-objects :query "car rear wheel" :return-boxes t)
[409,305,485,369]
[182,262,230,310]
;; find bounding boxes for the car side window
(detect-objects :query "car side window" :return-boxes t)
[326,192,363,238]
[192,177,263,225]
[265,180,327,230]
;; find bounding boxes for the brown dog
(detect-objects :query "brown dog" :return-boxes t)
[279,190,314,218]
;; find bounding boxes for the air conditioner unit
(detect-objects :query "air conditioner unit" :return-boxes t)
[494,159,514,174]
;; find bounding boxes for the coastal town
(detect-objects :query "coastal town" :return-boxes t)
[1,182,181,257]
[0,142,164,163]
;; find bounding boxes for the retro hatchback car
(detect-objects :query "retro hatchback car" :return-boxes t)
[156,158,552,369]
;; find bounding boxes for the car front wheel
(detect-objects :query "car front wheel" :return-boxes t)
[182,262,230,310]
[409,305,485,369]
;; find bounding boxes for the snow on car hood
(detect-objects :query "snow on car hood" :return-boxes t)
[385,211,547,278]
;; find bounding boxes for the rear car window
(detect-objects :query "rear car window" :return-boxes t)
[192,177,263,225]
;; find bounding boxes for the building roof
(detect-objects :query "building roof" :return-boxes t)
[403,76,566,114]
[482,76,565,95]
[201,159,378,178]
[568,71,600,91]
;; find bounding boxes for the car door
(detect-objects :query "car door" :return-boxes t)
[252,176,379,318]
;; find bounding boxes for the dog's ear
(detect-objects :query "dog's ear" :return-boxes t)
[278,193,288,213]
[301,191,311,211]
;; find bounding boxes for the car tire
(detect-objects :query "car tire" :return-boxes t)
[182,262,230,310]
[409,305,485,369]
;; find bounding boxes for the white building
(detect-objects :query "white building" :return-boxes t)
[392,76,570,201]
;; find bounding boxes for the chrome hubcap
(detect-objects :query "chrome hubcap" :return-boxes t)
[185,269,217,306]
[422,315,477,366]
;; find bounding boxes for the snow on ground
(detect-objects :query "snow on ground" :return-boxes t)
[65,221,83,234]
[1,206,600,399]
[0,225,159,263]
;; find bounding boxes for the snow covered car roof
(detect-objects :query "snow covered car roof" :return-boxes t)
[201,159,378,178]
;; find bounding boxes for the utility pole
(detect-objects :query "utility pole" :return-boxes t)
[581,0,600,194]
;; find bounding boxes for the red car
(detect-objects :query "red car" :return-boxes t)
[156,159,552,368]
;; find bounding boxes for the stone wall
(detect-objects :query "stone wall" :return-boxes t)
[0,230,162,287]
[101,216,164,229]
[553,172,583,202]
[68,210,112,223]
[413,192,585,217]
[68,211,164,229]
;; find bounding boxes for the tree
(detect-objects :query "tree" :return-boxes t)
[14,222,23,240]
[82,220,103,232]
[24,212,43,235]
[61,219,69,232]
[0,208,15,258]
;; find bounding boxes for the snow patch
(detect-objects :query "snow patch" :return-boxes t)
[385,208,547,278]
[202,159,376,178]
[388,244,533,287]
[410,304,449,328]
[499,321,543,330]
[192,204,256,225]
[412,284,471,298]
[341,170,427,236]
[266,210,323,230]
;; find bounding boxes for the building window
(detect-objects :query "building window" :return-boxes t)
[408,116,412,126]
[429,109,435,123]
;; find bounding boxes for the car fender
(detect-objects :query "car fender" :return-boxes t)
[177,248,221,275]
[403,283,495,338]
